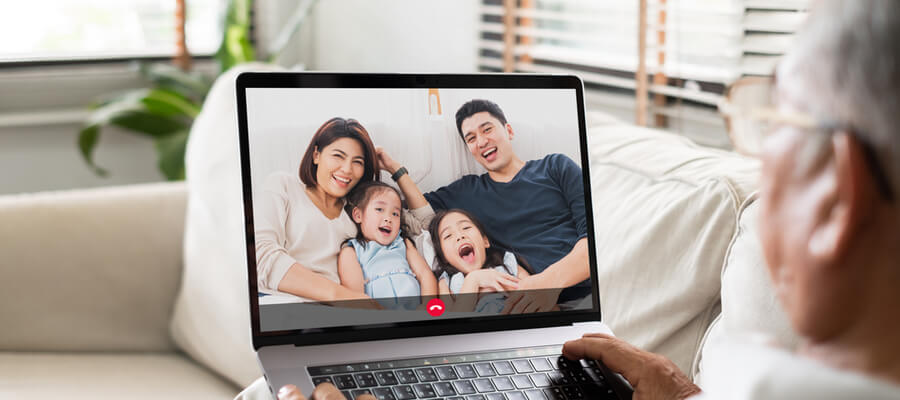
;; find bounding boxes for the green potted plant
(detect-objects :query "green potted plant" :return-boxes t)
[78,0,257,181]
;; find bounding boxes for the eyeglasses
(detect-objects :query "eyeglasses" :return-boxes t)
[718,77,896,203]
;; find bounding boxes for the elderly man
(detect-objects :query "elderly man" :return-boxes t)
[276,1,900,399]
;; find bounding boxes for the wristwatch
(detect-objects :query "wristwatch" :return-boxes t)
[391,166,408,182]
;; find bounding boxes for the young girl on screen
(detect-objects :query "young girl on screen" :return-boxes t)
[429,209,532,314]
[338,181,437,310]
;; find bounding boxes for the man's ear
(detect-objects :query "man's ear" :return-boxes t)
[505,123,515,141]
[352,207,363,223]
[483,236,491,249]
[808,132,875,263]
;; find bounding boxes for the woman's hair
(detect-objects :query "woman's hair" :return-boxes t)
[428,208,531,278]
[298,117,379,188]
[345,181,411,246]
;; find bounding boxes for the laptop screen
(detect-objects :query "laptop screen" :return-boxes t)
[237,74,599,346]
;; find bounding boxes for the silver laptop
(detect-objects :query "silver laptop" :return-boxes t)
[236,73,632,400]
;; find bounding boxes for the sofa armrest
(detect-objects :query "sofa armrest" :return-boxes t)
[0,182,187,352]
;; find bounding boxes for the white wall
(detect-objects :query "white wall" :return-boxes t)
[310,0,479,72]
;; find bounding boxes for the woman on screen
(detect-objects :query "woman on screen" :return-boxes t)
[254,117,379,302]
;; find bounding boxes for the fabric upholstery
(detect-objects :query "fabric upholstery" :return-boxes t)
[587,122,761,374]
[0,352,236,399]
[169,64,280,387]
[0,182,186,352]
[693,196,800,383]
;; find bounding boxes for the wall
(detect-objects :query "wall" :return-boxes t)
[310,0,479,72]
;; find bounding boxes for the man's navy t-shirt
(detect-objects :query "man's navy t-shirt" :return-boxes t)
[424,153,591,302]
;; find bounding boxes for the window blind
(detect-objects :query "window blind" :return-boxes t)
[477,0,810,141]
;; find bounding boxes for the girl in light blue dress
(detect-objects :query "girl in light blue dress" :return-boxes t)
[429,209,533,314]
[338,182,437,310]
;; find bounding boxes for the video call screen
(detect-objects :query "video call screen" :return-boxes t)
[246,87,595,332]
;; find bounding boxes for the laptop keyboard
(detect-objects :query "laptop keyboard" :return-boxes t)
[307,345,621,400]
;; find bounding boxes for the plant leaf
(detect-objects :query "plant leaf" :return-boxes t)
[154,130,190,181]
[215,0,256,72]
[86,89,191,138]
[141,88,201,118]
[139,63,212,102]
[77,125,108,177]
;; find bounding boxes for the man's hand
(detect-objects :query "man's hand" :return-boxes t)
[502,274,560,314]
[375,146,401,174]
[277,383,376,400]
[563,333,701,400]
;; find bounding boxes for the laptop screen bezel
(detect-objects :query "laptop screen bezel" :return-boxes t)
[236,73,601,350]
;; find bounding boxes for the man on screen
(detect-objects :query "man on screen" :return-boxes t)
[379,99,591,313]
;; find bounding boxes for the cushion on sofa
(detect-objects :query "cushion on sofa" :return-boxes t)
[693,195,800,383]
[168,64,284,387]
[0,182,186,353]
[0,352,236,399]
[587,121,761,374]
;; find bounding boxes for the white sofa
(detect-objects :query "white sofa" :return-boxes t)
[0,69,798,399]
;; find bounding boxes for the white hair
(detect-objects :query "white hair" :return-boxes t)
[779,0,900,199]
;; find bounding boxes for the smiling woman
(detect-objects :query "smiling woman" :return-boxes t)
[254,117,380,301]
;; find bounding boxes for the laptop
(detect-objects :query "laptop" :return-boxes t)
[235,73,632,400]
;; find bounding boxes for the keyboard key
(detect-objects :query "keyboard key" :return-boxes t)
[375,371,399,386]
[580,383,617,400]
[547,371,571,385]
[486,394,506,400]
[434,382,457,396]
[578,359,595,368]
[556,356,580,370]
[528,373,551,388]
[453,380,477,395]
[352,389,373,399]
[542,388,564,400]
[354,372,378,388]
[414,383,437,398]
[435,366,459,380]
[567,369,591,384]
[448,397,465,400]
[466,395,486,400]
[342,391,353,400]
[335,374,358,389]
[372,388,397,400]
[455,364,478,379]
[512,360,533,374]
[491,377,514,391]
[416,368,439,382]
[474,363,496,377]
[473,378,495,393]
[506,391,526,400]
[393,385,416,400]
[511,375,533,389]
[530,358,553,372]
[562,386,585,400]
[524,389,546,400]
[396,370,419,384]
[492,361,515,375]
[312,376,334,386]
[585,367,607,382]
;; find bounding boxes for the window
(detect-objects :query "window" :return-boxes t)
[478,0,810,146]
[1,0,227,63]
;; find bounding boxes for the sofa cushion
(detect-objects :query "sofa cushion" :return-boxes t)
[0,352,236,399]
[693,196,800,383]
[587,120,761,374]
[169,64,283,387]
[0,182,186,352]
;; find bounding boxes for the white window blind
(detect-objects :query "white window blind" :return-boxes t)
[478,0,810,134]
